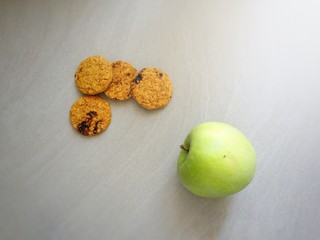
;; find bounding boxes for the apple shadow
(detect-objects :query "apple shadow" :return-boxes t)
[159,173,232,240]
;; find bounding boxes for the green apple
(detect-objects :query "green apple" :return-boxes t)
[178,122,256,198]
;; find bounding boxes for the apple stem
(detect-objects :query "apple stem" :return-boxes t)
[180,145,189,152]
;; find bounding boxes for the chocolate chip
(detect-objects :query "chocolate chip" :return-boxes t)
[93,121,101,134]
[78,111,98,135]
[78,121,89,135]
[133,73,143,84]
[87,111,97,117]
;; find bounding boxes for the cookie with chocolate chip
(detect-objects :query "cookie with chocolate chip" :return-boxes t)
[75,55,112,95]
[131,68,173,110]
[70,96,112,136]
[104,61,138,101]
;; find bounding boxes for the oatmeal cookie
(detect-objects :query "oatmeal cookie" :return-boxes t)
[131,68,173,110]
[105,61,138,100]
[75,55,112,95]
[70,96,112,136]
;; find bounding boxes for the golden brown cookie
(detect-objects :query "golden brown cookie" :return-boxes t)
[75,55,112,95]
[131,68,173,110]
[104,61,138,101]
[70,96,112,136]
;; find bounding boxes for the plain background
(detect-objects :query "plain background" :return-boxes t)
[1,0,320,239]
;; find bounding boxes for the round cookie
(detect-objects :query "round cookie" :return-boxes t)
[75,55,112,95]
[131,68,173,110]
[104,61,138,101]
[70,96,112,136]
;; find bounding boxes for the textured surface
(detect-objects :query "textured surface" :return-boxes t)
[1,0,320,240]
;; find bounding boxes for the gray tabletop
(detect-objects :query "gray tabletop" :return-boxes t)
[1,0,320,239]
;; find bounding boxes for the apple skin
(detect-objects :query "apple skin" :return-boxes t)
[178,122,256,198]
